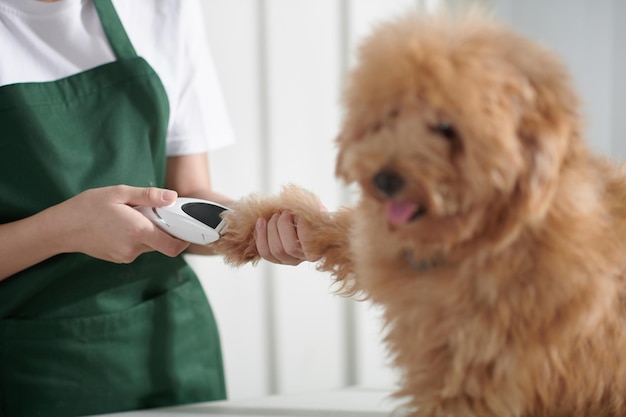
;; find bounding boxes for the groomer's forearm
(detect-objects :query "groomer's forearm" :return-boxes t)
[0,207,65,281]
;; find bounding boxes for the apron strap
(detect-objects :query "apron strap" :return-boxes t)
[93,0,137,60]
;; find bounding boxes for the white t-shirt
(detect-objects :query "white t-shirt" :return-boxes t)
[0,0,235,155]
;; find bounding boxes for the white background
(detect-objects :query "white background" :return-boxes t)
[186,0,625,400]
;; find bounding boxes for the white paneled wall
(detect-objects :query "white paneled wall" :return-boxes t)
[188,0,624,400]
[263,1,346,394]
[613,1,626,158]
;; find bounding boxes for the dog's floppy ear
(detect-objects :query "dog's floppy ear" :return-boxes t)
[512,60,582,220]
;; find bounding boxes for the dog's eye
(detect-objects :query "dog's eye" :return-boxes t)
[370,121,383,134]
[430,123,458,141]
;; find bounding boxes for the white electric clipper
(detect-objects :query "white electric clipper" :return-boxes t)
[135,198,228,245]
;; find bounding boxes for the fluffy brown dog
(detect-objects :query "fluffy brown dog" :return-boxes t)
[212,9,626,417]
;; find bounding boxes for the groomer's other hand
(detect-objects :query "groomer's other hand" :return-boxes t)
[57,185,190,263]
[255,211,322,265]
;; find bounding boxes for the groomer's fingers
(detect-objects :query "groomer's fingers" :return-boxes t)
[276,212,306,260]
[142,226,191,257]
[256,213,302,265]
[293,215,322,262]
[268,212,304,265]
[109,185,178,207]
[256,217,279,263]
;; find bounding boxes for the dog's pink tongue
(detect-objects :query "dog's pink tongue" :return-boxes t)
[386,201,418,226]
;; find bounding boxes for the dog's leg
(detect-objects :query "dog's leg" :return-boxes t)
[211,185,356,290]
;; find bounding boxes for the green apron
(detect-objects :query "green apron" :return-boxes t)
[0,1,226,416]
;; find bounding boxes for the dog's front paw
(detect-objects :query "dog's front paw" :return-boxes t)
[210,185,327,266]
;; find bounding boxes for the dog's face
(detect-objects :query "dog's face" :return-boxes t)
[336,12,582,266]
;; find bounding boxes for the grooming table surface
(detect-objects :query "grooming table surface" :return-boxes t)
[91,387,402,417]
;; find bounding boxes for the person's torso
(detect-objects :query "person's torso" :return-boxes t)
[0,4,226,414]
[0,0,178,319]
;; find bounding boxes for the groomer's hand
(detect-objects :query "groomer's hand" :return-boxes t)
[57,185,190,263]
[255,211,322,265]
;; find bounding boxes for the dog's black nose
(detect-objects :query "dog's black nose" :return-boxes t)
[373,170,405,196]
